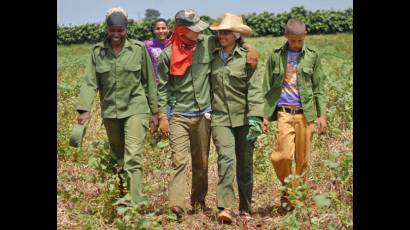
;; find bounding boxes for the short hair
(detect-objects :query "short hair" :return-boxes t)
[105,7,128,20]
[285,19,306,35]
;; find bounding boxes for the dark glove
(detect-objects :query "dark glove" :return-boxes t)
[246,116,262,142]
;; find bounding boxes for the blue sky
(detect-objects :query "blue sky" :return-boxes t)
[57,0,353,26]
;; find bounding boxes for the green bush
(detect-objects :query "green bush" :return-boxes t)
[57,6,352,45]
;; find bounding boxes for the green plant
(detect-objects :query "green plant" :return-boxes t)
[279,174,312,229]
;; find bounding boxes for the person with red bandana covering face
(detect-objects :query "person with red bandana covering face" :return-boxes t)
[157,9,214,218]
[156,9,259,218]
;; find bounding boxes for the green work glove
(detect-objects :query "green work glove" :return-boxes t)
[168,96,176,108]
[246,116,263,142]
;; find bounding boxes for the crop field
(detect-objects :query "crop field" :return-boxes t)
[57,33,352,229]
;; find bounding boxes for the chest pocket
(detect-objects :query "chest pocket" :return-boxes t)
[194,55,213,77]
[199,55,213,70]
[199,54,212,64]
[124,63,142,86]
[302,67,314,87]
[96,65,112,86]
[229,70,247,91]
[210,67,223,91]
[271,68,281,89]
[124,64,141,72]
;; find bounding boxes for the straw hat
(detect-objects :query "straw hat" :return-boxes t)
[210,13,252,37]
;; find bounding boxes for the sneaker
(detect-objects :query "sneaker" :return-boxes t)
[217,208,237,224]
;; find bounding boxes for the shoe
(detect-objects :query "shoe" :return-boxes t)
[190,201,213,215]
[171,206,184,219]
[191,201,204,213]
[240,211,252,221]
[217,208,237,224]
[280,194,294,212]
[202,206,213,215]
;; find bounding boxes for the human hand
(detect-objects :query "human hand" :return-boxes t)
[317,116,328,134]
[150,113,159,133]
[77,111,91,125]
[158,113,170,137]
[244,44,259,70]
[262,117,269,134]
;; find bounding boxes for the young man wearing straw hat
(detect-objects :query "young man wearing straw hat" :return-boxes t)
[76,8,159,206]
[209,13,264,223]
[156,9,259,218]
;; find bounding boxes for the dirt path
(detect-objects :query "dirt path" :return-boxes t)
[151,141,285,229]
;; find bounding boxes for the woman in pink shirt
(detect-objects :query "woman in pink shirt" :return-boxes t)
[145,19,172,131]
[144,18,169,83]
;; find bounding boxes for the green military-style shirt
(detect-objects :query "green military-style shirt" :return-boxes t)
[262,42,326,123]
[210,45,264,127]
[157,35,218,113]
[77,38,158,118]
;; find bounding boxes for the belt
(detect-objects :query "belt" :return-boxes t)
[276,106,304,114]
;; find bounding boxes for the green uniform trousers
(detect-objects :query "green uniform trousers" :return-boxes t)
[168,114,211,209]
[103,113,149,205]
[212,125,255,212]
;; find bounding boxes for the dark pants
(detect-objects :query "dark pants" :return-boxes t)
[212,125,255,212]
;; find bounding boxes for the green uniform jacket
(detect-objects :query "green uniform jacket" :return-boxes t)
[76,38,158,118]
[210,45,264,127]
[157,35,218,113]
[262,42,326,123]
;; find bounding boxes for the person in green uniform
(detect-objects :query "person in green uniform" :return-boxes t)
[208,13,264,223]
[157,9,260,218]
[76,7,159,206]
[157,9,216,217]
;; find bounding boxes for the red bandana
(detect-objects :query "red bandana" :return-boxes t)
[166,24,198,76]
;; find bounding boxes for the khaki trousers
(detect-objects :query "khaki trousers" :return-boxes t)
[168,114,211,209]
[270,111,315,184]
